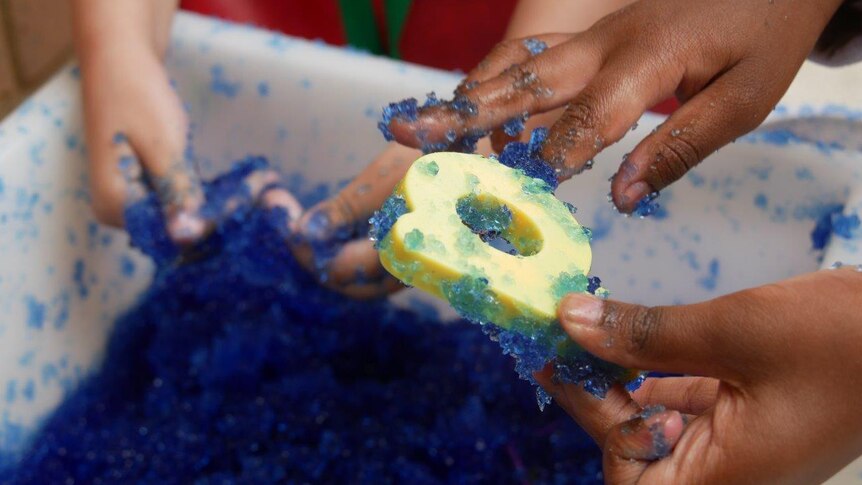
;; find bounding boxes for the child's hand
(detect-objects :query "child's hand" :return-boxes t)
[385,0,844,212]
[81,44,208,244]
[538,268,862,484]
[74,0,209,244]
[286,143,421,299]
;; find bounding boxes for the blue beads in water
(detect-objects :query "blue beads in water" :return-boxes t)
[0,159,608,484]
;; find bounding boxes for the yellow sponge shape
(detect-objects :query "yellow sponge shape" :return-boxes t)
[376,152,598,334]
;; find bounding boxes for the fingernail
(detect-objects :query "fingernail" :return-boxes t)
[167,210,208,245]
[643,410,683,460]
[302,209,333,241]
[561,293,604,329]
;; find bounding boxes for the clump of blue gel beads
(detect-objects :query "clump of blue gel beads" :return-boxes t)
[378,97,419,142]
[632,191,663,218]
[1,159,608,484]
[435,273,630,408]
[368,194,407,249]
[498,128,558,190]
[456,195,513,240]
[522,38,548,56]
[502,115,527,137]
[378,93,486,154]
[811,204,861,250]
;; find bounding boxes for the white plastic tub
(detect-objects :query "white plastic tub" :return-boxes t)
[1,12,861,482]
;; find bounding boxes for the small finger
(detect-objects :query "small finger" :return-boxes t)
[534,365,641,448]
[325,238,402,293]
[260,187,303,229]
[603,407,686,484]
[289,144,418,289]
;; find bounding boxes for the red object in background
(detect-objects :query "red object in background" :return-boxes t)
[398,0,518,72]
[180,0,678,115]
[181,0,517,73]
[651,97,679,115]
[180,0,346,45]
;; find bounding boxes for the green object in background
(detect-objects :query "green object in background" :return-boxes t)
[338,0,413,58]
[384,0,412,58]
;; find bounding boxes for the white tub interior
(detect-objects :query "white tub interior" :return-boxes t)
[1,12,861,482]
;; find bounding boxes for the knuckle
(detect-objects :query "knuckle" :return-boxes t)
[544,96,603,164]
[606,302,663,356]
[562,94,602,134]
[733,89,772,132]
[628,305,664,355]
[650,134,703,186]
[486,39,523,65]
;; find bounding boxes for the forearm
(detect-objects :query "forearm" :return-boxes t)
[504,0,637,39]
[72,0,179,63]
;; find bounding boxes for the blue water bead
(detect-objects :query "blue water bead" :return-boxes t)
[377,98,419,141]
[811,204,845,250]
[447,130,485,154]
[368,194,408,248]
[502,115,527,137]
[522,38,548,56]
[422,91,443,108]
[498,128,558,190]
[124,194,178,266]
[441,275,501,325]
[586,276,602,294]
[832,212,860,238]
[450,94,479,117]
[527,126,548,151]
[456,194,513,238]
[633,191,662,218]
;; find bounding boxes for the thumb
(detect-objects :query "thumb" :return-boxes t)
[557,293,748,381]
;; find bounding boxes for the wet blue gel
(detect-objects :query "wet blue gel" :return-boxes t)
[497,128,558,190]
[377,98,419,142]
[632,192,664,219]
[522,38,548,56]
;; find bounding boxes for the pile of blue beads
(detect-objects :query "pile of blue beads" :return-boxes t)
[0,158,606,484]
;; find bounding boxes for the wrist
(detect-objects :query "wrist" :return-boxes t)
[72,0,169,66]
